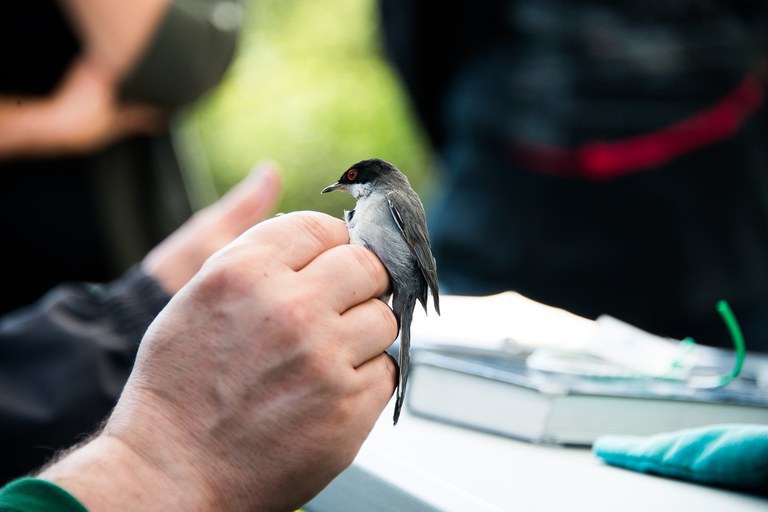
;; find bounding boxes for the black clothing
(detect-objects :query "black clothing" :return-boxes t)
[0,0,240,314]
[0,268,170,484]
[380,0,768,349]
[0,0,241,482]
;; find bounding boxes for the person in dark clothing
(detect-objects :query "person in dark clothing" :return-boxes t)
[379,0,768,350]
[0,164,282,484]
[0,0,243,315]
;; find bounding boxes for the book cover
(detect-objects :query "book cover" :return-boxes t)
[407,349,768,446]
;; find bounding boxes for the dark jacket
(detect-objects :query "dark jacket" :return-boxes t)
[0,268,170,483]
[380,0,768,349]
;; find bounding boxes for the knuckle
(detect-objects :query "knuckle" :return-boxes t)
[284,287,318,321]
[301,349,346,392]
[193,258,251,301]
[290,211,347,245]
[330,398,356,430]
[262,284,336,352]
[265,293,313,337]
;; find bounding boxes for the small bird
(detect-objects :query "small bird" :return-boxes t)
[322,158,440,424]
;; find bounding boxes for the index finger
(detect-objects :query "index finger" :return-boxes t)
[300,244,391,313]
[241,211,350,271]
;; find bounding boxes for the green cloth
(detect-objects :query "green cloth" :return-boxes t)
[593,424,768,493]
[0,478,87,512]
[121,0,242,106]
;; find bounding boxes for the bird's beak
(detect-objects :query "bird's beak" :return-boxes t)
[321,181,343,194]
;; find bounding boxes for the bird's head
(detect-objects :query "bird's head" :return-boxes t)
[321,158,406,199]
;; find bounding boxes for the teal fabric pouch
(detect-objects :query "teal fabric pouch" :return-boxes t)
[593,424,768,493]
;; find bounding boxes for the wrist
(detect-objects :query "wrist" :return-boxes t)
[38,434,212,511]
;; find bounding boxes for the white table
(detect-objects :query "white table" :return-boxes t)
[306,400,768,512]
[308,294,768,511]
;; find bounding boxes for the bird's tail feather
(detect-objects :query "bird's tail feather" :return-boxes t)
[393,305,413,425]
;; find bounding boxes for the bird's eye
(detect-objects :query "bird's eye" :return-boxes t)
[347,168,359,181]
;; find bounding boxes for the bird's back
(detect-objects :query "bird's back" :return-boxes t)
[347,194,423,296]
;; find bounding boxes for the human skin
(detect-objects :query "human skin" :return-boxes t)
[39,211,399,511]
[0,0,170,159]
[143,161,284,294]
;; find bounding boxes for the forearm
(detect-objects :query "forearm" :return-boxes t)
[38,435,212,511]
[1,0,240,163]
[0,96,72,160]
[0,56,166,162]
[58,0,170,81]
[120,0,243,106]
[62,0,244,107]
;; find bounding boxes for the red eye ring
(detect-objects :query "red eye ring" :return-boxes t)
[347,168,359,181]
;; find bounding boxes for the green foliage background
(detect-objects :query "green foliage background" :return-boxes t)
[185,0,432,216]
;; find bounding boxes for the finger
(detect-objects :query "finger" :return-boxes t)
[241,211,350,271]
[353,352,398,419]
[207,162,283,232]
[300,244,390,313]
[336,298,399,366]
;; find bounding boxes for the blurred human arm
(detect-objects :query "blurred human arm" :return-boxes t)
[0,0,242,160]
[62,0,243,106]
[0,58,165,160]
[0,0,169,159]
[0,164,281,483]
[38,211,398,511]
[59,0,171,81]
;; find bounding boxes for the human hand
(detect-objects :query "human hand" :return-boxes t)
[0,58,165,160]
[40,212,399,511]
[142,162,283,294]
[43,58,166,154]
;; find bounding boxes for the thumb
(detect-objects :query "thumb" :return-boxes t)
[208,161,283,233]
[141,162,282,294]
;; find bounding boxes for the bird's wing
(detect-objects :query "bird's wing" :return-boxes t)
[386,190,440,314]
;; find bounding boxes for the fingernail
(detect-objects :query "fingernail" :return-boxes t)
[250,160,279,179]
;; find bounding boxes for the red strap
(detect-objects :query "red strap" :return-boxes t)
[509,72,765,180]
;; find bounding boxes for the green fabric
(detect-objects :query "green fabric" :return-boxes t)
[121,0,241,106]
[0,478,87,512]
[593,424,768,493]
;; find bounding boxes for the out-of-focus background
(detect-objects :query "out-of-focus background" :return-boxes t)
[184,0,431,215]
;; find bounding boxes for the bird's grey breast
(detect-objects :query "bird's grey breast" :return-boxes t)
[346,194,417,287]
